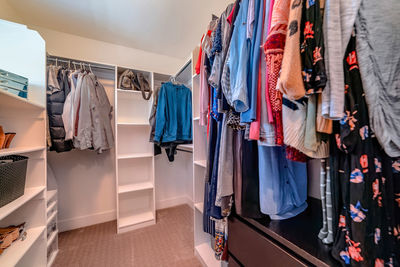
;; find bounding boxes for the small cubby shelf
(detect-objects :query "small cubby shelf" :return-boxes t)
[119,211,154,229]
[0,186,45,221]
[0,146,46,157]
[118,190,155,233]
[118,182,154,194]
[117,153,153,160]
[0,226,46,267]
[194,160,206,168]
[0,89,45,112]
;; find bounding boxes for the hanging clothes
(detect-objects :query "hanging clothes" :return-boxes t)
[153,82,192,144]
[228,0,250,113]
[62,70,79,141]
[72,73,114,153]
[264,0,291,146]
[331,30,400,267]
[241,0,264,123]
[321,0,361,120]
[277,0,306,100]
[47,67,73,153]
[355,0,400,158]
[48,60,114,154]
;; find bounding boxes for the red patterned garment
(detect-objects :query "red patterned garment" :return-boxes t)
[263,23,286,146]
[286,145,308,162]
[263,0,291,146]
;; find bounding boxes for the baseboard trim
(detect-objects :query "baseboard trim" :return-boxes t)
[156,195,193,210]
[59,209,116,232]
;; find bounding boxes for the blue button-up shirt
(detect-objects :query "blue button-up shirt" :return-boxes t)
[229,0,250,113]
[258,146,308,220]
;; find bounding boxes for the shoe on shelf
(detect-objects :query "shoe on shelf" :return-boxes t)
[3,133,16,149]
[0,126,5,149]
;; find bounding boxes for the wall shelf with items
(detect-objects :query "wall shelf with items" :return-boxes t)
[115,66,155,234]
[0,20,47,267]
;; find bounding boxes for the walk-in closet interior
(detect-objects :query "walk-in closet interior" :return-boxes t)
[0,0,399,266]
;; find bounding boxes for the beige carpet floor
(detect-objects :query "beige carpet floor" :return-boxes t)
[53,205,201,267]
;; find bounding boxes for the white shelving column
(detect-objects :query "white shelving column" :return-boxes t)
[0,20,47,267]
[115,67,156,234]
[191,46,223,267]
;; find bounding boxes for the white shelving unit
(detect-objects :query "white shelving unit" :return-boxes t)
[0,20,47,267]
[46,190,58,267]
[115,67,156,234]
[191,46,223,267]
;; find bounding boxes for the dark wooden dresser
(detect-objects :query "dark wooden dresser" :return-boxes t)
[228,198,340,267]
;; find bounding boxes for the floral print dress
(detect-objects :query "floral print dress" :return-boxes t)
[331,30,400,267]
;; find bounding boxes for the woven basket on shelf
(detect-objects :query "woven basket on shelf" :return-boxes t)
[0,155,28,208]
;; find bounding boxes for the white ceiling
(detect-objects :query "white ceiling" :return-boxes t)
[8,0,232,59]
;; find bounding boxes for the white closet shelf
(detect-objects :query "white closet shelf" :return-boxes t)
[195,243,221,267]
[178,144,193,150]
[0,226,45,267]
[0,89,45,111]
[118,153,153,160]
[0,146,46,157]
[47,230,58,248]
[117,122,150,126]
[0,186,45,221]
[117,88,143,94]
[194,160,207,168]
[118,182,153,194]
[194,202,204,214]
[47,211,57,225]
[47,190,57,202]
[119,211,154,229]
[46,201,57,214]
[47,250,58,267]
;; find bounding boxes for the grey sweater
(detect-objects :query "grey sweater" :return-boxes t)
[321,0,361,120]
[355,0,400,157]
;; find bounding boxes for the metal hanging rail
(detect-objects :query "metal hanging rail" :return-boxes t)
[47,55,115,71]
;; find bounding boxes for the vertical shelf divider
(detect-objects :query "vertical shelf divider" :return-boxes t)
[115,66,155,234]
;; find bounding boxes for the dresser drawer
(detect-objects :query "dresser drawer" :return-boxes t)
[228,216,307,267]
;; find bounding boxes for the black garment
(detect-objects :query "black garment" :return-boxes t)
[240,136,264,219]
[331,30,399,267]
[47,68,73,153]
[300,0,327,95]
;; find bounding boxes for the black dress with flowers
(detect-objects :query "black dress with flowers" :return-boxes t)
[300,0,327,95]
[331,30,400,267]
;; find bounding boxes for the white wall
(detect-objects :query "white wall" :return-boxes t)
[31,26,186,75]
[155,151,193,210]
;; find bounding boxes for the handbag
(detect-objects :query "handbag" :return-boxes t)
[118,69,139,90]
[137,73,152,100]
[118,70,152,100]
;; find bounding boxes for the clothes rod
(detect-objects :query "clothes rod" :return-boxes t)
[47,55,115,71]
[175,59,191,79]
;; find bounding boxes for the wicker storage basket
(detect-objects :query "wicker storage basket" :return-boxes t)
[0,155,28,208]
